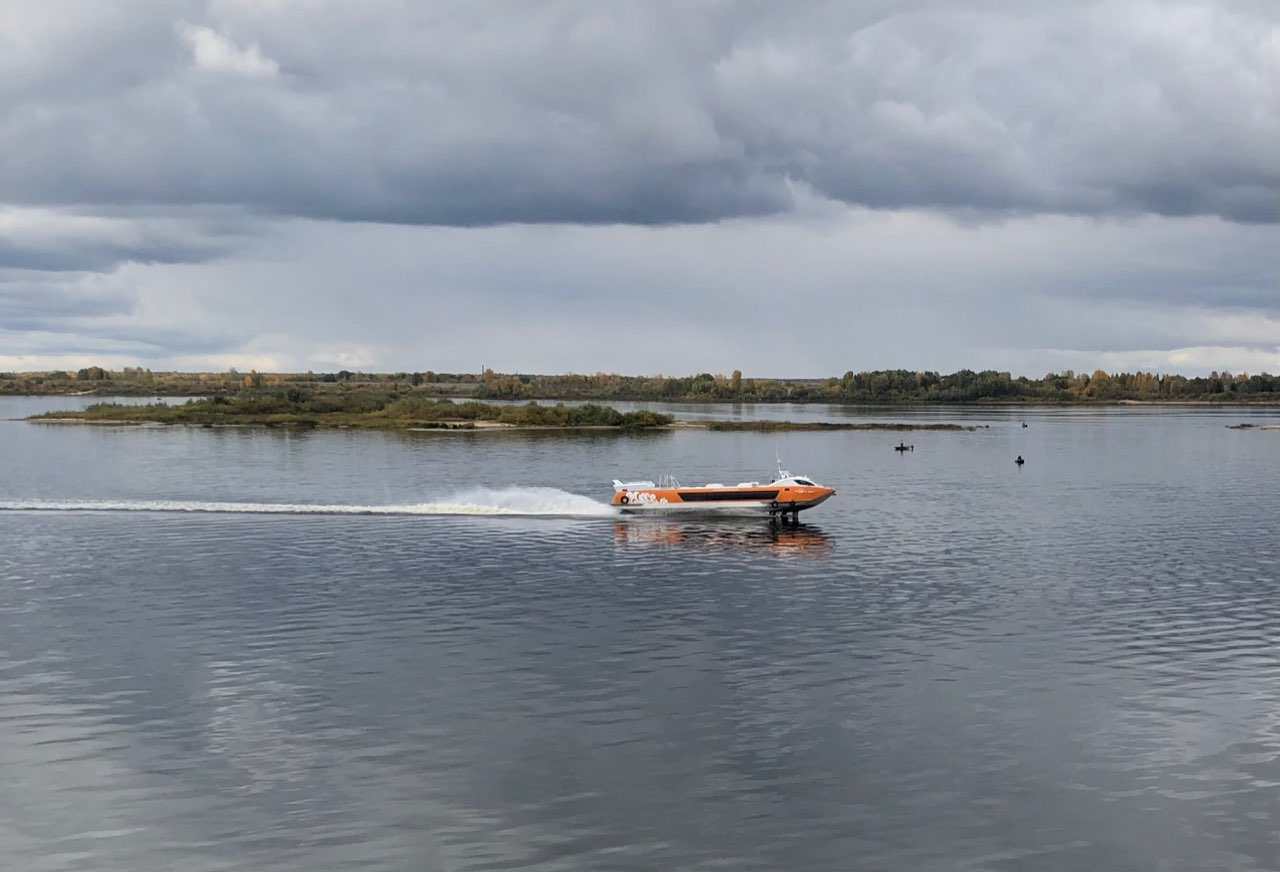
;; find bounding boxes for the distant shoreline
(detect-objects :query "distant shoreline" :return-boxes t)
[4,366,1278,405]
[9,392,1279,409]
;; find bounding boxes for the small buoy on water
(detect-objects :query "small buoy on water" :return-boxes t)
[1015,455,1025,466]
[1021,422,1028,428]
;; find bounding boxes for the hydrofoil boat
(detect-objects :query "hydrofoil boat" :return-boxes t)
[611,462,835,522]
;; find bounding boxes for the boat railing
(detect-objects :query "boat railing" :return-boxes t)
[658,474,682,488]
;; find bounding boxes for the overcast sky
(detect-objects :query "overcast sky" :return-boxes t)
[1,0,1276,377]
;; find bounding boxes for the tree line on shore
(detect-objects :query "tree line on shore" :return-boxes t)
[4,365,1278,403]
[474,368,1280,402]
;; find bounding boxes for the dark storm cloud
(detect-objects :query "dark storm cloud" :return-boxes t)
[69,323,238,356]
[0,234,227,364]
[0,276,137,327]
[1,0,1275,227]
[0,205,256,290]
[0,273,231,357]
[0,328,236,360]
[0,233,232,274]
[0,286,240,357]
[1004,216,1279,310]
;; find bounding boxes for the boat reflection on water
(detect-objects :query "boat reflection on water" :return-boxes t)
[612,519,831,557]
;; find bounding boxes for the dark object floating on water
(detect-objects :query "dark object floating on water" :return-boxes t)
[1015,455,1025,466]
[895,442,914,452]
[1021,422,1028,428]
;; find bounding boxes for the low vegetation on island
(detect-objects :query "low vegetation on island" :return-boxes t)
[28,389,987,433]
[31,391,673,431]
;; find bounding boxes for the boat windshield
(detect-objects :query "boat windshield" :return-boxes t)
[794,478,817,486]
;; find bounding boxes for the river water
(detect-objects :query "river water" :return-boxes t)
[1,397,1277,871]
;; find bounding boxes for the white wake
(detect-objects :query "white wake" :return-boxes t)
[0,487,616,518]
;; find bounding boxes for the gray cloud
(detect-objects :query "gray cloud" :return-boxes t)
[0,275,137,327]
[0,1,1274,226]
[0,316,242,360]
[39,212,1258,377]
[0,206,252,274]
[1,2,1275,377]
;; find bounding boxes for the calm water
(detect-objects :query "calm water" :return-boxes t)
[1,398,1277,871]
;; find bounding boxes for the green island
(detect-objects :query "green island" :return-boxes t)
[30,395,674,431]
[5,365,1279,404]
[28,392,976,432]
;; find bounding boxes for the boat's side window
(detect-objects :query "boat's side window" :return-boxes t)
[795,478,816,486]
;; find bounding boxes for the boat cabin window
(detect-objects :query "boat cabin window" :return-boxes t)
[794,478,816,486]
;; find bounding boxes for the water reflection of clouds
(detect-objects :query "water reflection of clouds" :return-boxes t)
[0,664,186,869]
[612,520,831,558]
[204,657,320,793]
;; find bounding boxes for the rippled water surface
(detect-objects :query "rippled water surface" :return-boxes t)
[1,399,1277,871]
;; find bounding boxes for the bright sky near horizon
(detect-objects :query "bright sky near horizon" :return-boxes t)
[1,0,1277,378]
